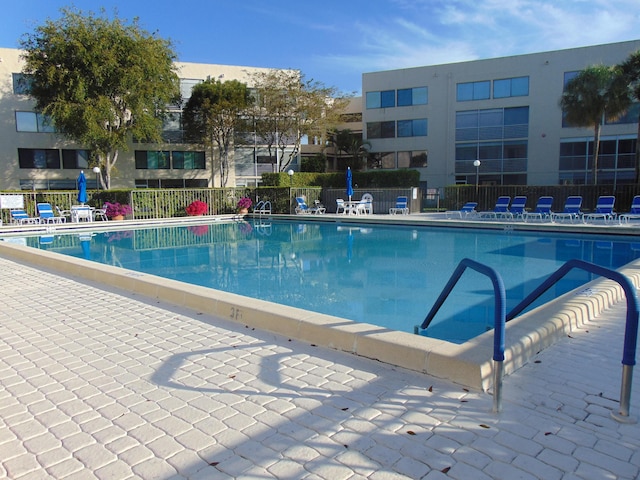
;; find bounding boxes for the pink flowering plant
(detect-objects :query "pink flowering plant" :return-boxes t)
[103,202,132,218]
[185,200,208,216]
[237,197,252,210]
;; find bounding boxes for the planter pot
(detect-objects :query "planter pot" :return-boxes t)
[111,215,125,221]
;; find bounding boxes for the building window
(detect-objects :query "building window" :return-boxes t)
[135,150,170,169]
[340,112,362,123]
[493,76,529,98]
[606,103,640,125]
[62,149,90,169]
[456,81,490,101]
[367,152,395,169]
[398,151,428,168]
[161,112,184,143]
[179,78,203,104]
[366,90,395,109]
[12,73,32,95]
[454,106,529,185]
[172,151,205,169]
[366,121,395,139]
[15,111,55,133]
[397,119,427,137]
[397,87,428,106]
[367,121,396,139]
[18,148,60,169]
[559,136,636,185]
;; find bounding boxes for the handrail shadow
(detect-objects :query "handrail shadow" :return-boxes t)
[507,258,639,422]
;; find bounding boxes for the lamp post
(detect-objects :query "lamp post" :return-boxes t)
[93,166,101,190]
[287,169,294,214]
[473,160,481,196]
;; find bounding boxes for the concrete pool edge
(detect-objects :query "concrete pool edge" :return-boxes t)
[1,240,638,392]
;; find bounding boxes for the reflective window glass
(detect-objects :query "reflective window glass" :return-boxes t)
[397,89,412,106]
[16,112,37,132]
[366,92,381,109]
[381,90,395,108]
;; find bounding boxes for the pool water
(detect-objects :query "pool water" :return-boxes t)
[26,220,640,343]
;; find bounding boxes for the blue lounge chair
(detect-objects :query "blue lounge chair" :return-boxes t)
[479,196,511,219]
[583,196,616,224]
[505,196,527,219]
[551,196,583,223]
[445,202,477,219]
[37,202,66,224]
[295,197,312,214]
[10,209,39,225]
[389,196,409,215]
[295,197,324,214]
[523,196,553,222]
[619,196,640,224]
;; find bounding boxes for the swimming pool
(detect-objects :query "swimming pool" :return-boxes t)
[22,219,640,344]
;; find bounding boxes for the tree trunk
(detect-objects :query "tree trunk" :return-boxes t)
[593,123,601,185]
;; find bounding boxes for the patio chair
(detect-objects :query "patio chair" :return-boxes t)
[550,196,583,223]
[37,202,66,224]
[312,200,326,214]
[336,199,348,214]
[10,209,39,225]
[357,193,373,215]
[583,196,616,224]
[523,196,554,222]
[71,205,93,222]
[619,196,640,224]
[56,206,72,222]
[389,196,409,215]
[478,196,511,219]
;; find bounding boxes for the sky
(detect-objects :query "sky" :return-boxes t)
[2,1,640,95]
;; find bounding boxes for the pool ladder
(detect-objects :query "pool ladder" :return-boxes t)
[418,258,639,422]
[254,200,271,217]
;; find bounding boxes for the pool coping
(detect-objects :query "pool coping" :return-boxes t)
[2,215,638,392]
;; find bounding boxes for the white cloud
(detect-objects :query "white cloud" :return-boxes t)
[318,0,640,80]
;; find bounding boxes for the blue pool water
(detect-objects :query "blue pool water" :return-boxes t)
[22,220,640,343]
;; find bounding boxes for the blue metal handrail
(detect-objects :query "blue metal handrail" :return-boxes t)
[506,258,638,422]
[419,258,506,413]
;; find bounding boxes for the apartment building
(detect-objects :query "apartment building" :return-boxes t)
[0,47,294,190]
[362,40,640,190]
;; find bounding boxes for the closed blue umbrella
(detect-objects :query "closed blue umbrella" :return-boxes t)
[77,171,87,204]
[346,167,353,202]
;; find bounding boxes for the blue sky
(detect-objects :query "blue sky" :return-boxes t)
[3,1,639,95]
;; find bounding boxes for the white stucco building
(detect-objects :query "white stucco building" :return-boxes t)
[362,40,640,190]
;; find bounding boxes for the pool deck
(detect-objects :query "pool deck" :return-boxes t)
[1,214,640,478]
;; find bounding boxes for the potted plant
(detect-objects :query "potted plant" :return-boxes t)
[103,202,132,220]
[185,200,208,216]
[237,197,252,215]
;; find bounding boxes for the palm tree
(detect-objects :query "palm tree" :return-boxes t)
[619,50,640,183]
[559,64,630,185]
[328,129,370,170]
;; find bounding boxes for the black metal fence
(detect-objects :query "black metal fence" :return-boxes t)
[444,184,640,213]
[3,184,640,223]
